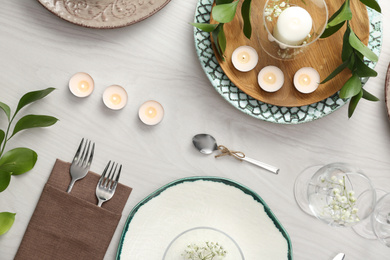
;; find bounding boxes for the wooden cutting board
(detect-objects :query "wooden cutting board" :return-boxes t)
[210,0,369,107]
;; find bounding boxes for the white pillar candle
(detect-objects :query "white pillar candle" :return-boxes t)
[138,100,164,125]
[102,85,128,110]
[69,72,94,97]
[231,46,259,72]
[258,66,284,92]
[293,67,320,93]
[273,6,313,46]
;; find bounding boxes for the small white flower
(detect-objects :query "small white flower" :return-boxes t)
[339,179,344,185]
[332,188,340,195]
[280,2,286,7]
[331,176,337,182]
[339,196,348,203]
[352,208,358,214]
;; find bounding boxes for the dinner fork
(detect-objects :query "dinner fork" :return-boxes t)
[67,138,95,193]
[96,161,122,207]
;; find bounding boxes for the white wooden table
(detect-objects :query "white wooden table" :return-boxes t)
[0,0,389,259]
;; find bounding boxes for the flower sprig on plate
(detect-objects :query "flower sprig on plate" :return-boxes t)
[320,175,360,225]
[182,242,227,260]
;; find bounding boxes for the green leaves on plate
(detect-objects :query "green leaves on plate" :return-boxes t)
[11,115,58,138]
[340,74,362,99]
[241,0,252,39]
[359,0,381,13]
[0,212,15,235]
[212,1,239,24]
[0,148,37,176]
[191,23,218,32]
[349,30,378,62]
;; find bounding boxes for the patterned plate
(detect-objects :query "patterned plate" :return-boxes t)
[193,0,382,124]
[37,0,171,29]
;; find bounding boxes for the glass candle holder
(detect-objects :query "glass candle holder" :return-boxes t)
[258,0,328,60]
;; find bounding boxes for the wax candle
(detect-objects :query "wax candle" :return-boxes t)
[69,72,94,97]
[273,6,313,46]
[231,46,258,72]
[258,66,284,92]
[293,67,320,93]
[138,100,164,125]
[102,85,128,110]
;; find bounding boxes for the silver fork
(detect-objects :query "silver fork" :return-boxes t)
[67,138,95,193]
[96,161,122,207]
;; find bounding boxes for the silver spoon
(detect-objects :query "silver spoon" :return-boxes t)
[192,134,279,174]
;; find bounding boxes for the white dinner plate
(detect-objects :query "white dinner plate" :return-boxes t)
[116,177,293,259]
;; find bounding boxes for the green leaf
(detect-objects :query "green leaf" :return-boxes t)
[349,29,378,62]
[0,129,4,148]
[362,89,380,101]
[320,21,345,39]
[0,212,15,235]
[342,25,353,61]
[191,23,218,32]
[359,0,381,13]
[348,89,363,118]
[11,115,58,138]
[320,58,351,84]
[339,74,362,99]
[212,1,239,23]
[241,0,252,39]
[212,24,225,60]
[216,0,234,4]
[0,148,37,175]
[0,170,11,192]
[218,25,227,54]
[0,102,11,122]
[355,57,378,77]
[327,0,352,27]
[15,88,55,116]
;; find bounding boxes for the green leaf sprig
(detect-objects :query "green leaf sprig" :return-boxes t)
[0,87,58,236]
[320,0,381,117]
[192,0,252,60]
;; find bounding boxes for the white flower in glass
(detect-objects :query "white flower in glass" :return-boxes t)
[182,242,227,260]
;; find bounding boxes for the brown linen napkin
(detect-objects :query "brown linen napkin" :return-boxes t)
[15,159,132,260]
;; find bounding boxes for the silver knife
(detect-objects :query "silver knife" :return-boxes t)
[333,253,345,260]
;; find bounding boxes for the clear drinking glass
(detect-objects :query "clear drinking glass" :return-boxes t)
[371,193,390,247]
[258,0,328,60]
[294,163,376,227]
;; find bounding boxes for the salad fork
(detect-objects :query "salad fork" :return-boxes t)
[67,138,95,193]
[96,161,122,207]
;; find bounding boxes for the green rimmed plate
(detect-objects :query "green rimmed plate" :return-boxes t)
[193,0,382,124]
[116,177,293,259]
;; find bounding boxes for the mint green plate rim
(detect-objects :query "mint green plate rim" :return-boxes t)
[192,0,383,124]
[116,176,293,259]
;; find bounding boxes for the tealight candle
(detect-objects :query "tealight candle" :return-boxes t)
[138,100,164,125]
[231,46,259,72]
[258,66,284,92]
[293,67,320,94]
[102,85,128,110]
[68,72,94,97]
[273,6,313,46]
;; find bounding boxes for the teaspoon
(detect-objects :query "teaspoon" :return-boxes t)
[192,134,279,174]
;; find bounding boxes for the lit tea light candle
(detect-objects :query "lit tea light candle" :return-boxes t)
[102,85,128,110]
[138,100,164,125]
[293,67,320,93]
[68,72,94,97]
[258,66,284,92]
[273,6,313,46]
[231,46,258,72]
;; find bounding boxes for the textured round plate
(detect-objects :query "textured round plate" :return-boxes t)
[193,0,382,124]
[116,177,293,259]
[37,0,171,29]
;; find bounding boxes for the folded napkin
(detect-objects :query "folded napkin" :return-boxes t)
[15,159,132,260]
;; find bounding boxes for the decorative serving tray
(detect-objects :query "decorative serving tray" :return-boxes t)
[193,0,382,124]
